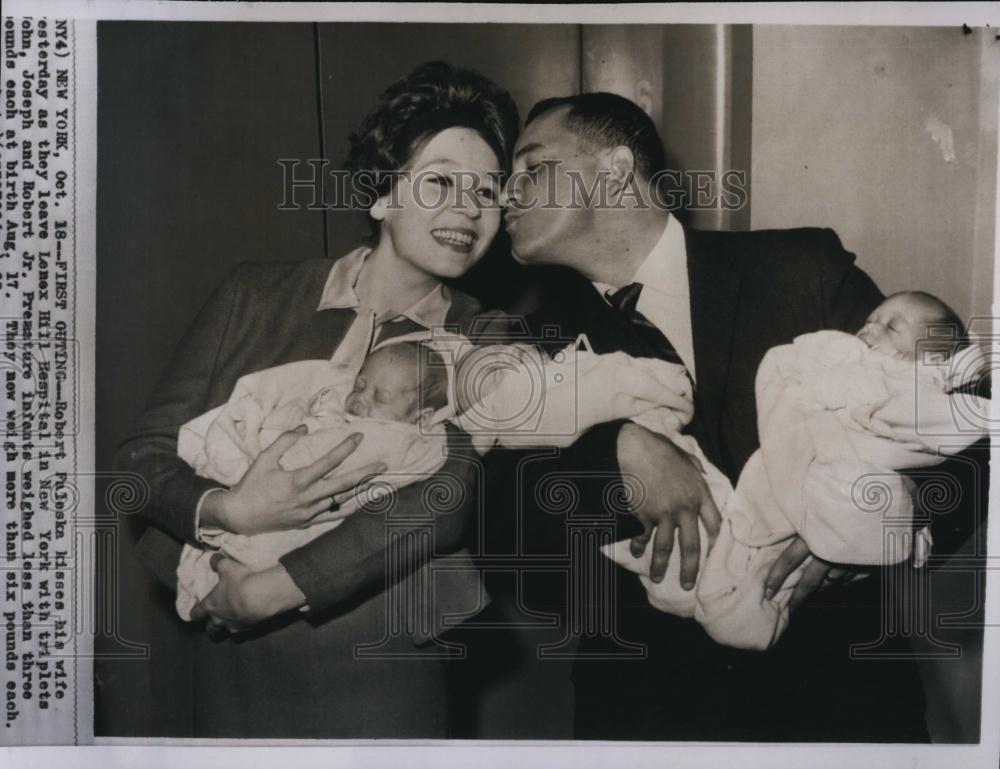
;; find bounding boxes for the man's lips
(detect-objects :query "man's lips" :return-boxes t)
[431,227,477,251]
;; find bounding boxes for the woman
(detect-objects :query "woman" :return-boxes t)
[118,61,519,737]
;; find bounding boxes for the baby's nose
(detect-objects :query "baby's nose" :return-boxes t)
[857,323,879,345]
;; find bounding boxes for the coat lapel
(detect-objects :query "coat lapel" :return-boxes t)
[686,227,742,455]
[528,240,742,470]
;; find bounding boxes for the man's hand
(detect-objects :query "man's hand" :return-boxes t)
[764,536,850,611]
[617,423,722,589]
[189,555,307,635]
[201,428,387,536]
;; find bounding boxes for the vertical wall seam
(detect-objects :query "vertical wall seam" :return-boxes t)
[313,22,330,259]
[725,24,753,232]
[734,24,753,231]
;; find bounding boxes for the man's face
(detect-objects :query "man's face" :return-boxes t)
[503,107,602,268]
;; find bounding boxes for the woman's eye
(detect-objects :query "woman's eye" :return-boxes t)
[477,188,498,205]
[426,173,452,187]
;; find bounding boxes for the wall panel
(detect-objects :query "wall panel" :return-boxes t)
[751,26,996,323]
[95,21,324,736]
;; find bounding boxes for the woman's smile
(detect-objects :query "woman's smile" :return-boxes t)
[431,226,478,252]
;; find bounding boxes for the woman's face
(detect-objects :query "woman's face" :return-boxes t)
[376,127,503,279]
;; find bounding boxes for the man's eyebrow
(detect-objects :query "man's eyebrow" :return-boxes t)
[514,142,543,160]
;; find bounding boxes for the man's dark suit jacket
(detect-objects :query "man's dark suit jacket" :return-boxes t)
[117,258,485,737]
[490,225,935,741]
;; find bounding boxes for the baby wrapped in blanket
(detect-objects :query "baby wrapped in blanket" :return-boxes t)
[175,333,700,622]
[603,291,989,650]
[174,340,452,620]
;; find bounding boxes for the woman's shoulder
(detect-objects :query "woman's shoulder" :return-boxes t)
[204,259,335,319]
[224,258,334,295]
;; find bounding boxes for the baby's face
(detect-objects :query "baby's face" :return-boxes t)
[344,348,422,422]
[856,295,932,360]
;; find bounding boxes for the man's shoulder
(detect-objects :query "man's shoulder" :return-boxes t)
[688,225,856,277]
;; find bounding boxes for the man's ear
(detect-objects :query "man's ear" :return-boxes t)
[607,146,637,197]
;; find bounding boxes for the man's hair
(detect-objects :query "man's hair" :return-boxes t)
[891,290,971,358]
[526,92,667,181]
[375,341,450,413]
[346,61,520,224]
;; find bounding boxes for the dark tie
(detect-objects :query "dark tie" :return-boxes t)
[607,282,713,449]
[606,282,686,369]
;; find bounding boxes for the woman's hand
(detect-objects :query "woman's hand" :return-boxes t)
[201,427,387,535]
[189,555,307,634]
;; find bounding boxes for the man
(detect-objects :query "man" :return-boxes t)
[494,92,930,741]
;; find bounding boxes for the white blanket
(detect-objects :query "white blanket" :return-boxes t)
[174,359,449,621]
[732,331,984,563]
[604,331,988,650]
[454,342,696,451]
[174,340,702,623]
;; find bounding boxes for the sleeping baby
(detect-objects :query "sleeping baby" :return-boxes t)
[175,329,706,623]
[174,341,452,621]
[603,291,989,650]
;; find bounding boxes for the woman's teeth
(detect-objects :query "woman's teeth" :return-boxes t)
[432,228,475,248]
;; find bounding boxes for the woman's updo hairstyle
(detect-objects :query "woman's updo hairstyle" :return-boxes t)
[346,61,520,225]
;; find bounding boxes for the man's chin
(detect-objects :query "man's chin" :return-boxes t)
[509,245,534,266]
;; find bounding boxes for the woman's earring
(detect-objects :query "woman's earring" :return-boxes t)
[370,198,388,222]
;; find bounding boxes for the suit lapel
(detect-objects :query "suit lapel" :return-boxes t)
[293,259,357,361]
[535,246,742,400]
[309,307,356,359]
[686,227,742,453]
[530,243,741,467]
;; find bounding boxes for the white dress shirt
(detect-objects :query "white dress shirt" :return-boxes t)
[594,215,696,381]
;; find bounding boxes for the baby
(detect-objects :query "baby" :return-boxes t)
[604,291,988,650]
[174,341,452,621]
[856,290,969,362]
